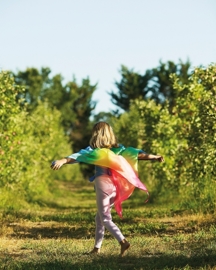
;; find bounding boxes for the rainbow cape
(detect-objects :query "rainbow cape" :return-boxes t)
[67,146,149,218]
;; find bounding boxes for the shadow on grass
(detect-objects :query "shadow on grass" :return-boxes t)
[34,200,95,210]
[2,208,96,222]
[8,223,95,239]
[6,220,169,240]
[1,253,216,270]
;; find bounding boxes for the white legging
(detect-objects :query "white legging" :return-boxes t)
[94,175,124,248]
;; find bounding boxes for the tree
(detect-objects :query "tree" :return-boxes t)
[93,112,114,124]
[67,78,97,153]
[112,63,216,211]
[109,65,151,111]
[14,67,51,110]
[0,71,25,190]
[0,71,82,209]
[109,60,191,112]
[151,60,191,111]
[13,67,97,153]
[170,64,216,211]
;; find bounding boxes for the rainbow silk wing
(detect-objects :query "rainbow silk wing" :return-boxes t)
[71,147,149,218]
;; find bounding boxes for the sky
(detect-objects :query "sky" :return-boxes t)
[0,0,216,114]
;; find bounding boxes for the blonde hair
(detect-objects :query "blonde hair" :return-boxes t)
[89,122,118,149]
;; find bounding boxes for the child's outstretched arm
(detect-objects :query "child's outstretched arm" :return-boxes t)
[51,157,76,170]
[138,153,164,162]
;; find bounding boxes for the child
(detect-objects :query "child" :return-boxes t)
[51,121,164,256]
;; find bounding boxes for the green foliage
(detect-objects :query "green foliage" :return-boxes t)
[13,67,97,151]
[93,112,114,124]
[1,62,215,214]
[113,64,216,211]
[67,78,96,152]
[14,67,51,110]
[112,104,145,150]
[0,71,82,209]
[109,65,151,111]
[109,60,191,112]
[151,60,191,109]
[0,71,25,189]
[171,64,216,211]
[113,98,183,200]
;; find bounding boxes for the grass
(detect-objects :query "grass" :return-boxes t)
[0,181,216,270]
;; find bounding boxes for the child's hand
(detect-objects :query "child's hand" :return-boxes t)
[155,155,164,162]
[51,159,66,170]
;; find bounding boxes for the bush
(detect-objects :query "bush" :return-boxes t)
[113,64,216,211]
[0,71,82,209]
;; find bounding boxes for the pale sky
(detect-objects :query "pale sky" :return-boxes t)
[0,0,215,114]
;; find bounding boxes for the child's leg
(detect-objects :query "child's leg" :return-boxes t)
[95,177,124,243]
[94,212,105,249]
[93,176,130,256]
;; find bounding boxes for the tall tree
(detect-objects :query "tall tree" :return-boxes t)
[109,65,151,111]
[151,60,191,110]
[66,78,97,152]
[14,67,51,110]
[109,60,191,112]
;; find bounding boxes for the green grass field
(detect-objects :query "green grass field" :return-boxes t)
[0,181,216,270]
